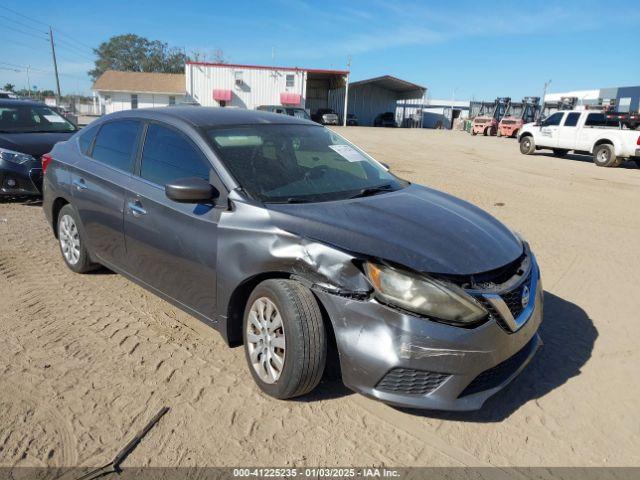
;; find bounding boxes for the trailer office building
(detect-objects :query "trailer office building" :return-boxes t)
[185,61,349,118]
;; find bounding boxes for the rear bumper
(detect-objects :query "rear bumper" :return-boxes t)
[316,258,543,411]
[0,159,42,196]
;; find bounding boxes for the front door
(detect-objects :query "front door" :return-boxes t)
[71,119,142,267]
[537,111,565,148]
[123,122,222,321]
[557,112,581,151]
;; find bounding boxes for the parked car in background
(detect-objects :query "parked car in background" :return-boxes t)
[374,112,397,127]
[0,99,77,197]
[311,108,339,125]
[257,105,311,120]
[346,113,358,126]
[518,110,640,167]
[44,107,542,411]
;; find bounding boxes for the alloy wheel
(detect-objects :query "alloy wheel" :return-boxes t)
[59,214,81,265]
[246,297,286,384]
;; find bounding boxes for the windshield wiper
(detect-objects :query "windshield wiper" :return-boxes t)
[348,184,396,199]
[267,197,312,204]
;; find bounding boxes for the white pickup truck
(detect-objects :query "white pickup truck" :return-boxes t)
[518,110,640,167]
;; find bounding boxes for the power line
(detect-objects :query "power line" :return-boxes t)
[0,3,48,27]
[0,13,48,34]
[0,21,49,41]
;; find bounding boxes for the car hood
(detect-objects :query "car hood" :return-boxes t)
[266,184,523,275]
[0,131,75,158]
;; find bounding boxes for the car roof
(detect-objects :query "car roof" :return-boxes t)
[0,98,47,107]
[108,106,317,128]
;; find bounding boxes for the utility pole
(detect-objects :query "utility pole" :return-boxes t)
[342,55,351,127]
[26,65,31,97]
[49,26,61,103]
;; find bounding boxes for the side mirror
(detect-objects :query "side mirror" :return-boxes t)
[165,177,217,203]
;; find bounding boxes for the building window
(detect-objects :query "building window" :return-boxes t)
[286,74,295,88]
[169,96,176,106]
[131,94,138,109]
[234,71,243,87]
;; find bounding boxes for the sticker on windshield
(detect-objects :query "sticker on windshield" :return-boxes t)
[44,115,66,123]
[329,144,368,162]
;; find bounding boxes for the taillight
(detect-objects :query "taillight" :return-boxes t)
[42,153,52,173]
[637,136,640,146]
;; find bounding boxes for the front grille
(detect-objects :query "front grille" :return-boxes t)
[458,336,537,398]
[376,368,450,396]
[502,285,527,319]
[477,297,512,332]
[29,167,43,192]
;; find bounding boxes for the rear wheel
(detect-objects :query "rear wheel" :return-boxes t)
[593,144,620,167]
[57,204,97,273]
[243,279,326,399]
[553,149,569,157]
[519,135,535,155]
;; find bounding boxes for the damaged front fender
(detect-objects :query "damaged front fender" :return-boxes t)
[215,191,371,344]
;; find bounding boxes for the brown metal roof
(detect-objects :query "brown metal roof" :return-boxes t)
[93,70,185,94]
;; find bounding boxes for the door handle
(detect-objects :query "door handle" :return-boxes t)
[72,179,87,191]
[127,201,147,217]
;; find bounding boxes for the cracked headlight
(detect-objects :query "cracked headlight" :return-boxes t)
[364,262,487,326]
[0,148,35,165]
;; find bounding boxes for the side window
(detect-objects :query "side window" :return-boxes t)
[286,74,295,88]
[92,120,141,172]
[585,113,618,127]
[140,124,211,186]
[563,112,580,127]
[78,123,99,155]
[543,112,563,126]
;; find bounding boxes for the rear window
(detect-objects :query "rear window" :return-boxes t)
[585,113,619,127]
[78,123,100,155]
[91,120,141,172]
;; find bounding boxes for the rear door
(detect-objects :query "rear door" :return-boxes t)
[71,119,142,267]
[123,121,224,321]
[537,112,564,147]
[557,112,581,150]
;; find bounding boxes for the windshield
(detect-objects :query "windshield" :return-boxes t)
[207,124,407,203]
[0,104,76,133]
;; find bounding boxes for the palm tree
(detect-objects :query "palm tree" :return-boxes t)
[3,83,15,92]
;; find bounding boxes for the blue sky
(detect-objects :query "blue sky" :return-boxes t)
[1,0,639,100]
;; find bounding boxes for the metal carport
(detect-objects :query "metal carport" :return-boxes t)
[330,75,426,126]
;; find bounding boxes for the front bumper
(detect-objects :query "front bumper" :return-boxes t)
[0,158,42,196]
[316,259,543,411]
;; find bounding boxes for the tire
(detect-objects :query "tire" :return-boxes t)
[496,129,502,137]
[553,149,569,157]
[57,204,97,273]
[471,129,477,136]
[634,158,640,168]
[243,279,326,399]
[519,135,535,155]
[593,144,620,167]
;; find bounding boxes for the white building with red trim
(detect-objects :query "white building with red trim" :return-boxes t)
[185,61,349,116]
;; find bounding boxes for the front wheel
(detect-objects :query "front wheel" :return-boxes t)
[519,135,535,155]
[496,129,502,137]
[593,144,620,167]
[57,204,97,273]
[243,279,326,399]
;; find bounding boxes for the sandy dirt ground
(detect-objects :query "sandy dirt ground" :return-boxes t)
[1,128,639,468]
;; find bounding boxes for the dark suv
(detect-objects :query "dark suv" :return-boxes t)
[43,107,542,410]
[0,99,77,197]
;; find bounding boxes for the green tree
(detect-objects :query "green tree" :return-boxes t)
[89,34,187,80]
[3,83,15,92]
